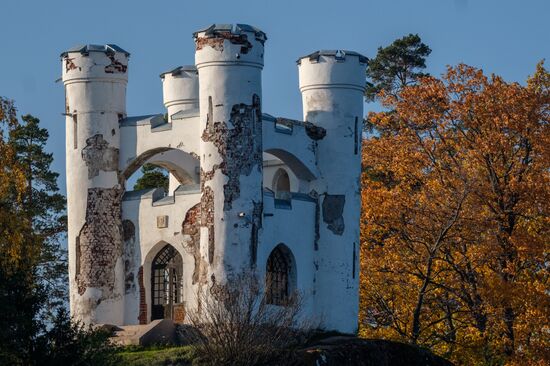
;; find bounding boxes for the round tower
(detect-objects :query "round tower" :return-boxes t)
[61,44,129,325]
[160,65,199,119]
[298,50,367,333]
[193,24,266,288]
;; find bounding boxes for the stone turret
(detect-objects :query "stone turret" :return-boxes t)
[61,44,129,325]
[298,50,367,333]
[194,24,266,286]
[160,65,199,119]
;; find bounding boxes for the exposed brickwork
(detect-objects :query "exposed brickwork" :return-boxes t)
[81,134,119,178]
[201,186,215,264]
[76,187,123,296]
[182,203,204,284]
[201,94,263,210]
[304,121,327,140]
[122,220,136,294]
[137,266,147,324]
[173,304,185,324]
[195,32,253,54]
[104,55,128,74]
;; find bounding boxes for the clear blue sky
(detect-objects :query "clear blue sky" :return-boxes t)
[1,0,548,194]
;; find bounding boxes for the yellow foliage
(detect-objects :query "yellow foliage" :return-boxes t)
[0,97,39,269]
[360,63,550,365]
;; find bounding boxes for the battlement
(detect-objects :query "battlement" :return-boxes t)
[193,23,267,43]
[297,49,368,64]
[194,23,265,68]
[61,24,365,333]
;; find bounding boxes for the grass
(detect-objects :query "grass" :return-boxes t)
[117,345,194,366]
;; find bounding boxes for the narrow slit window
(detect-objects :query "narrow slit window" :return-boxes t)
[354,116,358,155]
[73,114,78,149]
[352,242,356,279]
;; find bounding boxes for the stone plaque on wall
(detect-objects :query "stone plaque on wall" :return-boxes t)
[173,303,185,324]
[157,215,169,228]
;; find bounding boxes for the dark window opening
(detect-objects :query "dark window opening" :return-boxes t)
[266,245,293,305]
[151,244,183,321]
[273,169,291,202]
[73,114,78,149]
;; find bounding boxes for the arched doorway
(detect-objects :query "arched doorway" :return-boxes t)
[265,244,296,305]
[151,244,184,321]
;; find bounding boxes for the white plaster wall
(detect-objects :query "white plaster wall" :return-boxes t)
[63,48,128,325]
[259,193,317,323]
[119,116,200,174]
[161,66,199,118]
[298,53,366,333]
[262,119,318,182]
[62,33,366,335]
[262,153,300,193]
[195,26,265,284]
[122,191,200,324]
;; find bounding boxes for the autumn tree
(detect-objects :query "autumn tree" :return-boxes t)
[360,63,549,366]
[9,114,67,308]
[0,97,43,365]
[0,98,116,365]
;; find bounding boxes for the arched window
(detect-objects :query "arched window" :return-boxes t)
[151,244,183,321]
[265,244,296,305]
[272,168,291,201]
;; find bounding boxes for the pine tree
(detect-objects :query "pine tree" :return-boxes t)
[9,114,67,309]
[365,34,432,103]
[133,163,169,192]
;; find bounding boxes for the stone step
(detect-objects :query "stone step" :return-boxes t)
[108,319,176,346]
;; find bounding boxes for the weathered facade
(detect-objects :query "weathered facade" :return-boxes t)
[61,24,367,333]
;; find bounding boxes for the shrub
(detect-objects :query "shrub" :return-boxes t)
[187,274,311,365]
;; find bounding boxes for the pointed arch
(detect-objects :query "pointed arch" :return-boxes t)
[265,244,297,305]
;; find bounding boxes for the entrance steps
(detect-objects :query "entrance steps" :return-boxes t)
[109,319,176,346]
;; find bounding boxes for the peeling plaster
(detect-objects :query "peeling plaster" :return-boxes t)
[122,220,136,295]
[201,94,263,210]
[304,121,327,140]
[75,187,123,296]
[201,186,215,264]
[322,194,345,235]
[105,55,128,74]
[195,32,253,54]
[81,134,119,178]
[182,203,205,284]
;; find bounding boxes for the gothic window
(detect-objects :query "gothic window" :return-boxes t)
[272,168,291,202]
[265,244,295,305]
[151,244,183,320]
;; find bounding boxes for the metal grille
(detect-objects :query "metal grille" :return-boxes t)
[266,246,290,305]
[151,245,183,320]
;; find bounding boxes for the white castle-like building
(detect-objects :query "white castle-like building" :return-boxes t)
[61,24,367,334]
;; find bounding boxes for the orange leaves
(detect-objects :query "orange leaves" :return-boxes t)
[0,97,35,268]
[360,63,550,365]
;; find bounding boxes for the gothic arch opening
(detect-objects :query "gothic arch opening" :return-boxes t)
[272,168,291,201]
[151,244,184,321]
[265,244,296,305]
[121,147,199,194]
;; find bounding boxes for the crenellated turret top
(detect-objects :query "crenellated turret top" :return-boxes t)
[297,50,368,64]
[60,44,130,58]
[192,23,267,43]
[193,23,266,69]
